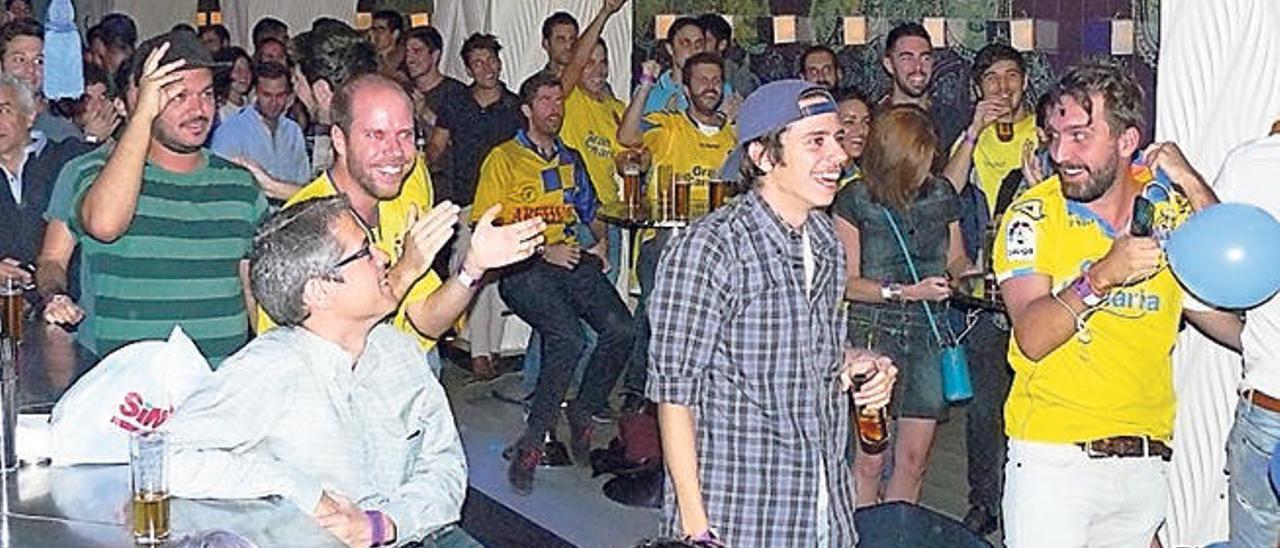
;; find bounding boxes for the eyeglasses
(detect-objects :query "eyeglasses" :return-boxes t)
[333,242,373,271]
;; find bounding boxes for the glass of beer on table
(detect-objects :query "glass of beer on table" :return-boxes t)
[0,278,21,344]
[614,148,649,215]
[672,175,691,221]
[130,430,170,544]
[708,178,729,211]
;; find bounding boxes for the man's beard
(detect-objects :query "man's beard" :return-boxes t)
[154,118,209,154]
[1059,153,1119,203]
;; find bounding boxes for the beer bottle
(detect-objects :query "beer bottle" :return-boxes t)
[851,373,890,454]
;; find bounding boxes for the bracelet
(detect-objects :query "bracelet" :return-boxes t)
[365,510,385,547]
[639,74,657,87]
[1051,289,1091,344]
[964,126,979,145]
[455,264,484,288]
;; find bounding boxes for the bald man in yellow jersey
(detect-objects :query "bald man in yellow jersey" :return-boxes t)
[258,74,545,366]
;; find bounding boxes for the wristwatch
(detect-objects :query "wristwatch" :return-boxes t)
[455,266,483,288]
[880,280,903,302]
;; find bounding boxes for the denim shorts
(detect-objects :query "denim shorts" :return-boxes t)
[848,303,947,420]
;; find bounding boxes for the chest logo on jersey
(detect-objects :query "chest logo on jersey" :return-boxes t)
[512,204,576,225]
[584,134,613,158]
[1006,218,1036,260]
[1106,288,1162,312]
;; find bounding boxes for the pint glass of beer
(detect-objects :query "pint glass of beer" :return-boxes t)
[0,279,20,343]
[655,165,674,221]
[708,179,728,211]
[673,176,691,221]
[130,430,170,544]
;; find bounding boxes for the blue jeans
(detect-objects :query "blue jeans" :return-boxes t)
[519,227,622,395]
[1228,394,1280,547]
[953,308,1011,509]
[499,255,633,447]
[622,229,671,396]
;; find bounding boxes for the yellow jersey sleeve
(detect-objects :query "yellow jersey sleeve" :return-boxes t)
[992,190,1054,283]
[641,112,675,159]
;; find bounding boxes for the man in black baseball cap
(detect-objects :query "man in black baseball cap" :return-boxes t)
[70,27,268,367]
[646,79,898,547]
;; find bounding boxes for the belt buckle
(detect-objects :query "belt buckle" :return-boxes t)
[1083,440,1109,459]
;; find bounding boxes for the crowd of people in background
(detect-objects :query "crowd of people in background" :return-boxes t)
[0,0,1277,546]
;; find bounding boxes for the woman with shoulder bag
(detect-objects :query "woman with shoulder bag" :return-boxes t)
[832,105,973,506]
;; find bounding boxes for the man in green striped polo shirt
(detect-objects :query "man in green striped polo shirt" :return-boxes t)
[70,29,266,367]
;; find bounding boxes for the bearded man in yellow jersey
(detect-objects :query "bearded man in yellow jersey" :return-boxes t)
[992,63,1241,547]
[472,71,634,495]
[264,74,546,366]
[616,51,737,411]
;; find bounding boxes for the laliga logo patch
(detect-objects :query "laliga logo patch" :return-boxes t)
[1006,218,1036,260]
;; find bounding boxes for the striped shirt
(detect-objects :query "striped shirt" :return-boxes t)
[67,150,267,366]
[166,325,467,542]
[646,189,856,547]
[45,145,110,344]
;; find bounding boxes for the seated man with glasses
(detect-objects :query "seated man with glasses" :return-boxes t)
[165,195,481,548]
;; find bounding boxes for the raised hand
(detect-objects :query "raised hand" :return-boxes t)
[463,204,546,273]
[133,43,188,123]
[81,96,121,141]
[396,202,460,288]
[1020,139,1046,186]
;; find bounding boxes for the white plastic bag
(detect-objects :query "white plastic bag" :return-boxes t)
[48,326,212,465]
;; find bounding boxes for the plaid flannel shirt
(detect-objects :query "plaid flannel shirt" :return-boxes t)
[646,189,857,547]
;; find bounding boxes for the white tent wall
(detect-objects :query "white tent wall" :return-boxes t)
[435,0,633,100]
[72,0,195,42]
[217,0,358,49]
[1155,0,1280,545]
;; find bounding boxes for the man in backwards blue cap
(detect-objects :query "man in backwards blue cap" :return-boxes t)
[646,79,898,547]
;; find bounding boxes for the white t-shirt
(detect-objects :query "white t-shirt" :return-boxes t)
[1214,134,1280,397]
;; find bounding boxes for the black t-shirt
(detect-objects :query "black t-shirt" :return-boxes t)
[434,85,522,206]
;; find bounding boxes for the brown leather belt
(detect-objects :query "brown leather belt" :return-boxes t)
[1076,436,1172,461]
[1248,389,1280,414]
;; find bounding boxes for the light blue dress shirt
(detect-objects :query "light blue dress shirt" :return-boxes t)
[210,105,310,184]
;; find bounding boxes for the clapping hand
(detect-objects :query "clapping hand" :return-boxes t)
[397,202,461,288]
[462,204,546,272]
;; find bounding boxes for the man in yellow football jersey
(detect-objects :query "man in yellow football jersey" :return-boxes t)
[616,51,737,411]
[939,43,1039,535]
[559,0,627,214]
[472,71,634,495]
[263,74,545,363]
[993,63,1241,547]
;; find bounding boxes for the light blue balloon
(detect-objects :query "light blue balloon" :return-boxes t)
[1167,203,1280,309]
